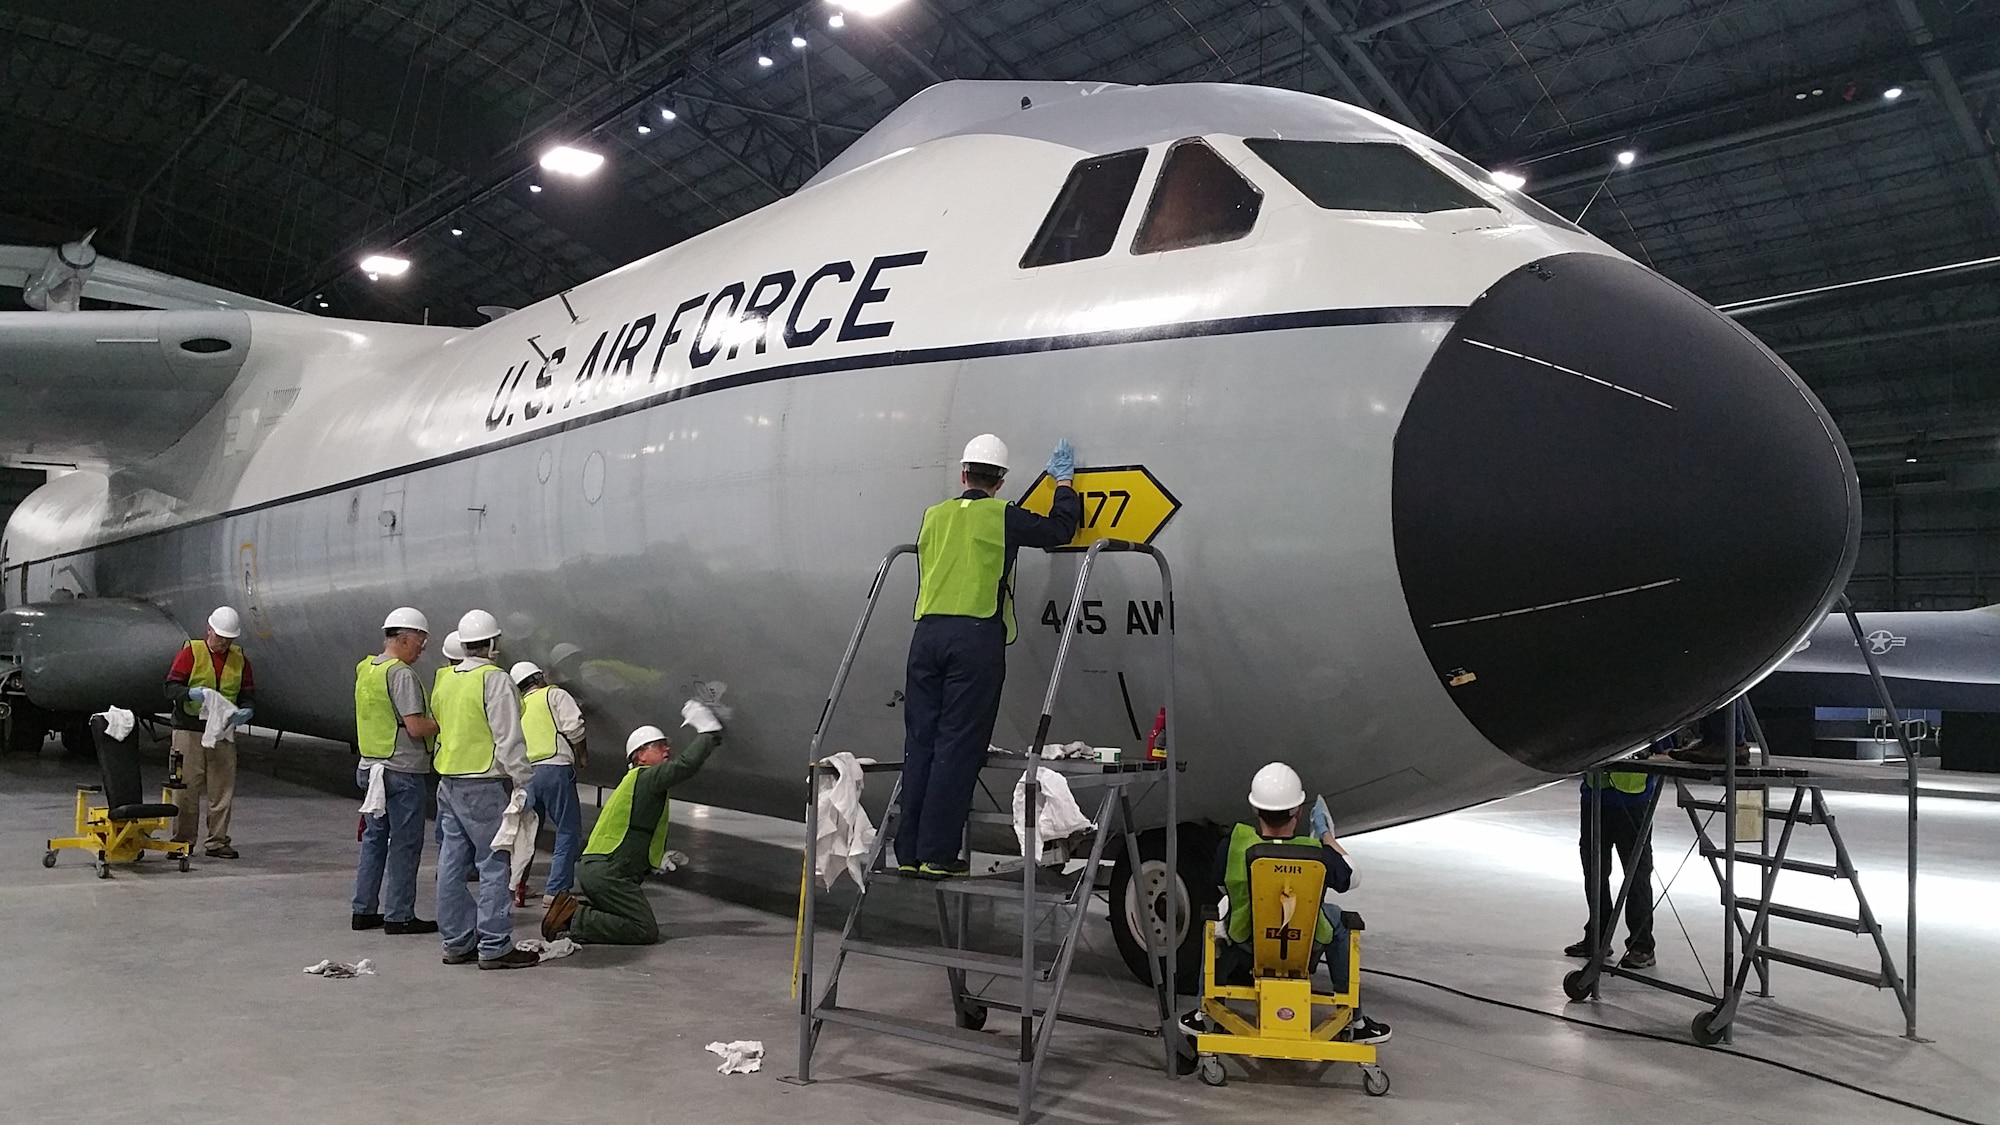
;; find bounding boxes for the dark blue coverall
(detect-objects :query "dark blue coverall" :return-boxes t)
[896,486,1081,868]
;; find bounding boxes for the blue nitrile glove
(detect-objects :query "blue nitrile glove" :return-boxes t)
[186,686,209,704]
[1310,795,1333,840]
[1046,439,1075,482]
[229,707,254,728]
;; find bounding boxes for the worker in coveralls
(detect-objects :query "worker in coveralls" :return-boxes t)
[896,434,1081,879]
[539,702,724,945]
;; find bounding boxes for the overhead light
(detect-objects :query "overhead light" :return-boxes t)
[637,124,652,134]
[1794,91,1808,100]
[528,183,543,193]
[661,106,677,121]
[538,145,605,177]
[828,11,845,27]
[1615,150,1637,167]
[830,0,910,16]
[449,227,464,237]
[757,49,774,67]
[1906,457,1919,463]
[359,254,409,277]
[791,31,809,48]
[1884,86,1905,100]
[1811,88,1824,96]
[317,300,329,309]
[1490,170,1527,192]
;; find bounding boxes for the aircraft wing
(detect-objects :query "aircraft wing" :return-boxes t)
[0,310,251,464]
[0,245,301,315]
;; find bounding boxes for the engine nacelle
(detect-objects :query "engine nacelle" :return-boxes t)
[0,598,187,712]
[21,237,99,314]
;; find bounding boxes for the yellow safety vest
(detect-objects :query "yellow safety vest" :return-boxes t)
[353,655,407,759]
[1224,822,1336,946]
[584,766,672,868]
[182,640,245,717]
[522,686,562,764]
[1586,770,1651,795]
[914,495,1017,643]
[433,664,502,775]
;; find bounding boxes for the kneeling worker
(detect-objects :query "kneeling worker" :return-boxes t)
[541,701,723,945]
[1198,762,1390,1044]
[510,661,588,903]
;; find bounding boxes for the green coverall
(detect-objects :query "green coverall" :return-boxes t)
[570,730,721,945]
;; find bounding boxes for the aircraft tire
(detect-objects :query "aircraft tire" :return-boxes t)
[1108,823,1216,992]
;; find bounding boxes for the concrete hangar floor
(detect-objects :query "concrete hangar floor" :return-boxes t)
[2,732,1993,1125]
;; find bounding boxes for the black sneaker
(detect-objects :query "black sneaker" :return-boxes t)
[384,918,439,935]
[1563,938,1609,959]
[351,913,384,931]
[478,948,540,970]
[441,947,478,965]
[205,845,240,859]
[1342,1014,1392,1044]
[1619,948,1656,970]
[1177,1012,1211,1039]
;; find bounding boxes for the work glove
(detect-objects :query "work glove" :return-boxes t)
[185,686,209,704]
[1309,795,1334,841]
[228,707,254,729]
[681,699,723,733]
[1046,439,1075,483]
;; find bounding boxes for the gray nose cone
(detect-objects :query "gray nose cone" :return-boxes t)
[1392,253,1860,773]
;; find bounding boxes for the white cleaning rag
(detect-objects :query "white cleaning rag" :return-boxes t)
[358,761,389,817]
[813,752,876,891]
[95,706,135,742]
[303,958,375,978]
[1012,767,1093,858]
[514,937,580,960]
[655,849,691,874]
[704,1040,764,1075]
[490,788,539,890]
[197,692,238,748]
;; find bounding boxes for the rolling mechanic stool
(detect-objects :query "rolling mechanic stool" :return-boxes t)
[1191,842,1388,1095]
[44,713,191,878]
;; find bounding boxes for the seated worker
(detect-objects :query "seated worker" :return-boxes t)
[540,701,724,946]
[1189,761,1391,1044]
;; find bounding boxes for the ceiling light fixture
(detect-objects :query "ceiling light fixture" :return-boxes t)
[661,106,677,121]
[1490,170,1527,192]
[792,31,809,48]
[528,183,543,193]
[1884,86,1905,100]
[757,48,775,67]
[317,300,329,309]
[1906,457,1918,463]
[358,254,409,277]
[449,227,464,236]
[1615,150,1637,167]
[828,11,845,27]
[637,124,652,134]
[830,0,910,16]
[539,145,605,177]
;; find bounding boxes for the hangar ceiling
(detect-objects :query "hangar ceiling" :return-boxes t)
[2,0,1999,607]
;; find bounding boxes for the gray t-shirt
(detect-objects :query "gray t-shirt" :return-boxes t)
[372,655,432,775]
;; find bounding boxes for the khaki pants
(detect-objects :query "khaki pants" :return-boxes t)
[171,728,237,849]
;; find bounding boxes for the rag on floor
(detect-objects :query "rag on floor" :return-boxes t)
[514,937,580,959]
[1013,767,1093,857]
[490,788,539,889]
[304,958,375,978]
[704,1040,764,1075]
[654,850,690,874]
[358,762,388,817]
[812,752,875,890]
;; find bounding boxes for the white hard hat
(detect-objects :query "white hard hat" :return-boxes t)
[549,642,583,666]
[626,724,669,764]
[508,661,542,686]
[382,606,429,633]
[458,609,502,643]
[440,631,466,662]
[1248,762,1306,812]
[207,606,242,639]
[961,433,1010,472]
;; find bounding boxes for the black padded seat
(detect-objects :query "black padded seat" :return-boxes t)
[109,802,182,821]
[92,715,174,820]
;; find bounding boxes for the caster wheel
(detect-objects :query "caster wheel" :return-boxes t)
[1691,1010,1728,1046]
[96,863,111,879]
[1562,969,1595,1002]
[178,856,191,873]
[1197,1054,1227,1087]
[1362,1065,1390,1097]
[956,1004,987,1032]
[42,850,58,869]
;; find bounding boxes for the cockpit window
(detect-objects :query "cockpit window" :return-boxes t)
[1132,139,1264,254]
[1244,139,1494,214]
[1020,148,1148,268]
[1431,150,1590,235]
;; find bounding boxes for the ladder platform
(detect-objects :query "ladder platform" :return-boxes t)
[845,939,1052,980]
[813,1006,1019,1059]
[1680,797,1829,825]
[1700,847,1843,878]
[935,870,1086,905]
[1733,898,1867,933]
[1756,945,1890,987]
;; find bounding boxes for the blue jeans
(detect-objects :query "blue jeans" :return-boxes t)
[524,765,583,895]
[436,777,515,959]
[352,765,427,922]
[897,615,1008,867]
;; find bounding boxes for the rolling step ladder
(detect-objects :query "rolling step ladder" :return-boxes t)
[788,540,1182,1124]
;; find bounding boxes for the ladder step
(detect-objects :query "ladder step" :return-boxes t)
[1732,899,1867,933]
[934,870,1086,905]
[1700,848,1842,877]
[813,1006,1019,1059]
[1680,798,1827,824]
[845,940,1050,979]
[1756,945,1889,987]
[966,810,1015,826]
